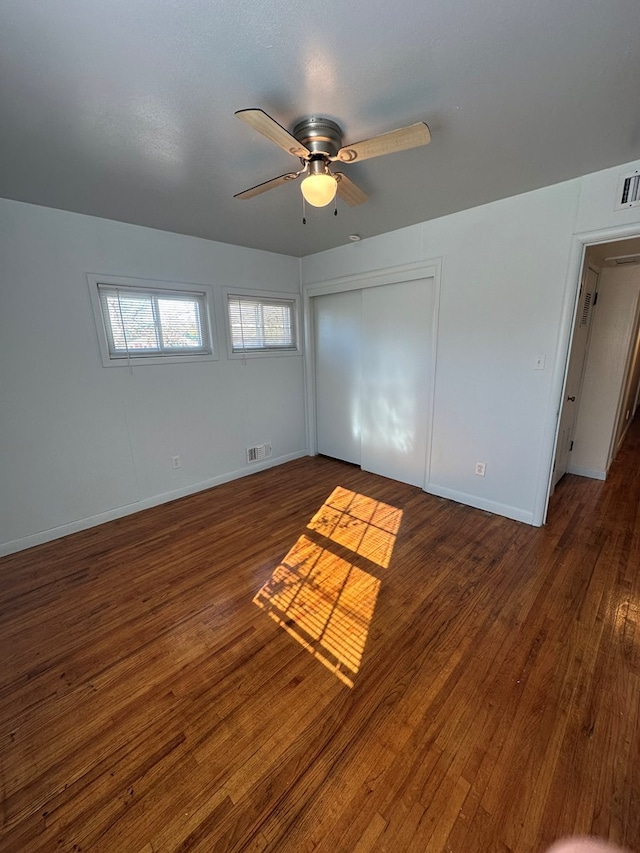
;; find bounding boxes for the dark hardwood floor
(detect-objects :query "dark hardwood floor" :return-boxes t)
[1,422,639,852]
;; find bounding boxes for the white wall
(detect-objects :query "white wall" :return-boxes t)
[570,264,640,477]
[0,199,306,555]
[620,313,640,435]
[302,159,640,525]
[3,159,640,552]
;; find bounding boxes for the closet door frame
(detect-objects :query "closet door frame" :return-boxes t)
[303,259,441,491]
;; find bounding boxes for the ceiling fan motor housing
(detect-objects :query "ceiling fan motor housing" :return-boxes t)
[293,117,343,158]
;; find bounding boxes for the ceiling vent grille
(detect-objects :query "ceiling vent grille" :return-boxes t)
[247,442,272,463]
[615,170,640,210]
[580,291,592,326]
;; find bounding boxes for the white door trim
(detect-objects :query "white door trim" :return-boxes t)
[538,223,640,525]
[303,259,441,491]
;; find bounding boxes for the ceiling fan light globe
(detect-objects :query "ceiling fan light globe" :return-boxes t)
[300,173,338,207]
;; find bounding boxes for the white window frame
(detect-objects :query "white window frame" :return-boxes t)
[88,274,218,367]
[223,287,301,359]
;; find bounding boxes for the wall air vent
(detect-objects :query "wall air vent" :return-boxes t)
[580,291,592,326]
[246,442,272,463]
[615,170,640,210]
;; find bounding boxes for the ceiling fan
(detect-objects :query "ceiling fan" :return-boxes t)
[234,109,431,209]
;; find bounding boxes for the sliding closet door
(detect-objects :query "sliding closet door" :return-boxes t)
[314,277,434,488]
[361,279,432,487]
[314,289,362,464]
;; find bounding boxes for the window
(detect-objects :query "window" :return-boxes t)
[226,291,299,357]
[89,275,216,366]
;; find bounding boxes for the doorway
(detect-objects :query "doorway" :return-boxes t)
[549,234,640,505]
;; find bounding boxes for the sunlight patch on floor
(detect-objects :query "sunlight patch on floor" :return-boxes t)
[307,486,402,569]
[253,488,402,687]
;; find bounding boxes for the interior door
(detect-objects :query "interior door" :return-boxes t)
[314,289,362,465]
[552,265,598,489]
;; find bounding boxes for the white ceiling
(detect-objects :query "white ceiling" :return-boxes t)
[1,0,639,258]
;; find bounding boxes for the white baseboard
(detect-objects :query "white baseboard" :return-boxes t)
[0,451,308,558]
[425,482,537,526]
[567,464,607,480]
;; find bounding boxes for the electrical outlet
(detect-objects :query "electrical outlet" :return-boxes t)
[475,461,486,477]
[171,455,181,469]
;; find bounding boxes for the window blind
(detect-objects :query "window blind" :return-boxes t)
[98,284,211,359]
[228,295,297,353]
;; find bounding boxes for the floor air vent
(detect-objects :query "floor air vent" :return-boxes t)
[247,442,272,463]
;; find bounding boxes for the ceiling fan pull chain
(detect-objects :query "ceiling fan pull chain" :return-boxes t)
[302,195,307,225]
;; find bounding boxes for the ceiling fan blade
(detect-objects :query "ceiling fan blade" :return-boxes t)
[234,172,300,200]
[235,109,311,160]
[334,122,431,163]
[335,173,368,206]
